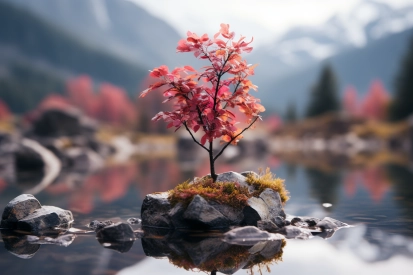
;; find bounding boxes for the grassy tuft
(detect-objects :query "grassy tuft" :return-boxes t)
[246,168,289,203]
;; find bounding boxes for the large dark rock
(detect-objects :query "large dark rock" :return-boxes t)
[259,188,286,219]
[242,197,269,226]
[183,195,230,228]
[141,192,172,228]
[31,108,97,138]
[16,206,73,234]
[1,194,73,234]
[1,194,42,229]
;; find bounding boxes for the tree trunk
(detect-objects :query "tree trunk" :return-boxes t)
[209,142,217,182]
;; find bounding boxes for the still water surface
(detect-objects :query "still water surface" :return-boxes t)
[0,154,412,275]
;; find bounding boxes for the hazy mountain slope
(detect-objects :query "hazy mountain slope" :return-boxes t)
[260,27,413,115]
[0,0,190,68]
[0,1,150,113]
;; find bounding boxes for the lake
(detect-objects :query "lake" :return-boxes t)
[1,151,413,275]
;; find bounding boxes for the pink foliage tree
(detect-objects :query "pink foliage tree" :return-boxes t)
[140,24,265,181]
[360,79,390,120]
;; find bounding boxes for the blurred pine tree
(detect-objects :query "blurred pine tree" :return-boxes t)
[390,37,413,121]
[306,64,340,118]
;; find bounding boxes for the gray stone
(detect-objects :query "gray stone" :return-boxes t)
[141,192,172,228]
[316,217,349,230]
[209,201,244,225]
[291,216,320,227]
[240,171,259,178]
[223,226,272,246]
[259,188,286,219]
[96,222,135,242]
[127,217,141,225]
[257,220,279,233]
[242,197,269,226]
[1,194,42,229]
[16,206,73,234]
[168,202,188,229]
[278,225,312,240]
[87,220,114,232]
[96,222,135,253]
[183,195,230,228]
[273,216,287,228]
[216,171,254,193]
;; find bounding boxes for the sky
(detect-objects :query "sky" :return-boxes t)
[130,0,413,47]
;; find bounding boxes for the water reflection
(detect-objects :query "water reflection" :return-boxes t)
[0,147,413,273]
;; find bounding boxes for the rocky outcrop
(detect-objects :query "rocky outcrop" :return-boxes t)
[1,194,73,234]
[141,171,287,230]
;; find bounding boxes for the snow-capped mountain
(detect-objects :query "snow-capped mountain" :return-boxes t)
[251,0,413,79]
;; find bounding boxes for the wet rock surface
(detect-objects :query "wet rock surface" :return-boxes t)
[141,171,288,230]
[1,194,42,228]
[183,195,230,228]
[1,194,73,234]
[96,222,136,253]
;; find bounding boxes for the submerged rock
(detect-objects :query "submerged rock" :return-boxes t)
[96,222,135,253]
[96,222,135,242]
[87,220,115,232]
[1,194,73,234]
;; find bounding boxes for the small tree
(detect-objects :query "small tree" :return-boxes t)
[140,24,265,182]
[306,64,340,118]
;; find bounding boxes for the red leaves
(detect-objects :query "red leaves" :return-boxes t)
[140,23,264,147]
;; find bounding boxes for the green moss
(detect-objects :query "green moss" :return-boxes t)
[246,168,290,204]
[168,168,289,208]
[169,177,250,209]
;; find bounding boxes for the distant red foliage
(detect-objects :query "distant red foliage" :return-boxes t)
[0,100,11,121]
[343,80,391,121]
[66,76,137,126]
[360,80,390,120]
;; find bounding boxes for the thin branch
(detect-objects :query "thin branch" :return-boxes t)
[183,122,209,152]
[213,116,259,161]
